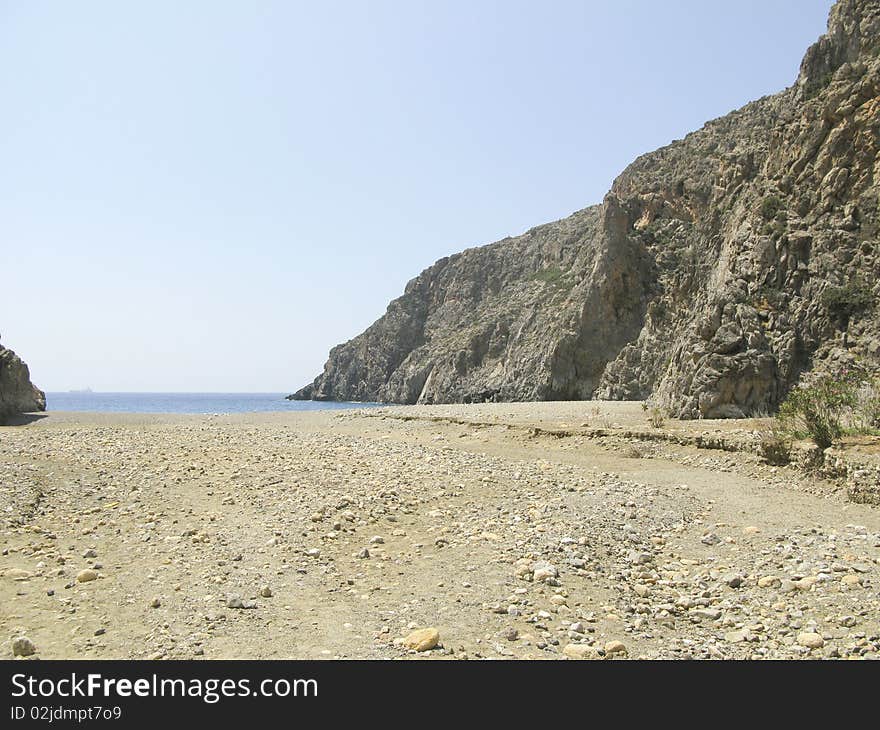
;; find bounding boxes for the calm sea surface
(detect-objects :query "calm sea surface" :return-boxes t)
[45,393,381,414]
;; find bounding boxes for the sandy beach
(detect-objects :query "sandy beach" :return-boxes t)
[2,402,879,660]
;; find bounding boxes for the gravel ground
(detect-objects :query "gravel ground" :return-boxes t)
[2,403,879,660]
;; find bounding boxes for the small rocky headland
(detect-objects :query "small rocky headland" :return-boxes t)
[0,341,45,424]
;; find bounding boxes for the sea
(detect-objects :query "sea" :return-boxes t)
[44,392,381,415]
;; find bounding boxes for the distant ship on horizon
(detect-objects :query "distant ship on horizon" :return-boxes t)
[68,387,94,394]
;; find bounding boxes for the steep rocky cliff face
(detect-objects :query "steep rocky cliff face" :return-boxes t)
[0,343,46,421]
[292,0,880,418]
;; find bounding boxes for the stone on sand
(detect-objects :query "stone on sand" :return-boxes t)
[402,627,440,652]
[76,569,98,583]
[563,643,601,660]
[12,636,36,657]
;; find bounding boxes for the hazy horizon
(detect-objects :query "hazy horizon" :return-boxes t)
[44,385,290,395]
[2,1,833,392]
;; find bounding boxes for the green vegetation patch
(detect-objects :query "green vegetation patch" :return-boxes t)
[821,282,875,322]
[759,195,784,220]
[777,368,880,449]
[531,266,574,290]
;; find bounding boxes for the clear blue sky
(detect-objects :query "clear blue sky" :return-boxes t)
[1,0,833,392]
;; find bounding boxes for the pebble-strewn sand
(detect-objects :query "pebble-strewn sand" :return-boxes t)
[2,403,879,660]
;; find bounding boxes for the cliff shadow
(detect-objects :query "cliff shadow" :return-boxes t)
[1,412,49,426]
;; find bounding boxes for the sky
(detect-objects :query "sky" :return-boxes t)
[1,0,834,392]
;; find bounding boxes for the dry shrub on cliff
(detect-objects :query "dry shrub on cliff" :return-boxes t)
[821,282,875,329]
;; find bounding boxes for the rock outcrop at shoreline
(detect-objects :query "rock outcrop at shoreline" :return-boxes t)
[292,0,880,418]
[0,342,46,421]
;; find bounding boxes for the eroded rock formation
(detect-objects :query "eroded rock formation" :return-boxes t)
[292,0,880,418]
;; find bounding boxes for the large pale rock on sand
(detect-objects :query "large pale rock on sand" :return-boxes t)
[291,0,880,419]
[563,643,601,660]
[402,627,440,652]
[0,342,45,422]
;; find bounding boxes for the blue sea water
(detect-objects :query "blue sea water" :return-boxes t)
[44,392,381,414]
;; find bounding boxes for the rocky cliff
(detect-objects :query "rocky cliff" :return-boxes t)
[0,342,46,421]
[291,0,880,418]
